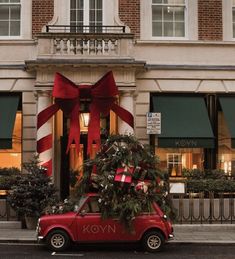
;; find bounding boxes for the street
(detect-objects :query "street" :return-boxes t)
[0,243,235,259]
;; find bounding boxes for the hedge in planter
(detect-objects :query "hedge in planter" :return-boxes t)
[183,169,235,194]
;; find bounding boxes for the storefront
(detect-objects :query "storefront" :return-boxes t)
[150,94,235,178]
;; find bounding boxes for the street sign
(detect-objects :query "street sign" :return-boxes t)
[146,112,161,134]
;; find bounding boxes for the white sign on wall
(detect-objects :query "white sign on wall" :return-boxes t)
[146,112,161,134]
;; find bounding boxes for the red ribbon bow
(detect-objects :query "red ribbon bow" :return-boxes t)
[37,71,134,154]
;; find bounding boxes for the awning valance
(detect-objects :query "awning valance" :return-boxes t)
[152,96,215,148]
[219,97,235,148]
[0,96,19,149]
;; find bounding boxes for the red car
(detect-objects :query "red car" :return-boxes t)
[36,193,173,252]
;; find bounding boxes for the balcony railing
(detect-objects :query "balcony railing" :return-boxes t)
[36,25,133,58]
[46,25,126,33]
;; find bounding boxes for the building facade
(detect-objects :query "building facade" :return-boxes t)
[1,0,235,197]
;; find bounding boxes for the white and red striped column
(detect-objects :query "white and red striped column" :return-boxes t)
[36,91,53,177]
[118,90,135,135]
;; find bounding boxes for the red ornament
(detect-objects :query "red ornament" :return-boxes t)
[114,166,134,184]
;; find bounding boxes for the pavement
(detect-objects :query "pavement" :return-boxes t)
[1,224,235,244]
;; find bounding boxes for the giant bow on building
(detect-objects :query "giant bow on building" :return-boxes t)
[37,71,134,168]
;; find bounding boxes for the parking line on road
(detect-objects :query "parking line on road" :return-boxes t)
[51,252,84,257]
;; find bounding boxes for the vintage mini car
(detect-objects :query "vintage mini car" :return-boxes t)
[36,193,174,252]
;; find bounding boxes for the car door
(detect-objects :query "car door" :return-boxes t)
[76,196,122,242]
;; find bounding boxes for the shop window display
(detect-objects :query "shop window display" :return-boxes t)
[0,111,22,169]
[218,111,235,177]
[156,147,204,177]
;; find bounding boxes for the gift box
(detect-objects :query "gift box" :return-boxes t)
[105,141,119,155]
[114,166,134,184]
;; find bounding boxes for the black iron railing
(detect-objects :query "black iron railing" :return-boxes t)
[170,192,235,224]
[46,25,126,34]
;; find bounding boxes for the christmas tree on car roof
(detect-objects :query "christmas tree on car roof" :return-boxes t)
[76,134,169,230]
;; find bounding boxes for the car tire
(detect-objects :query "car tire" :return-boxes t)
[46,229,71,252]
[142,230,165,252]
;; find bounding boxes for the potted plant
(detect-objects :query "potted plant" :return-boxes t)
[7,154,58,229]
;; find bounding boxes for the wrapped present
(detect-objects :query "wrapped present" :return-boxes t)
[105,141,119,155]
[114,166,134,184]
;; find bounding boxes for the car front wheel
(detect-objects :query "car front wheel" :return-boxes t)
[46,229,71,252]
[142,230,165,252]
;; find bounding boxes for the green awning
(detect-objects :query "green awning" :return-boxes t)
[219,97,235,148]
[0,96,19,149]
[152,96,215,148]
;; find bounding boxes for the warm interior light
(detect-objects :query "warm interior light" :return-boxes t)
[81,113,90,127]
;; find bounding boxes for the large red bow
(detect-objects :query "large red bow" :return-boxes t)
[37,71,134,154]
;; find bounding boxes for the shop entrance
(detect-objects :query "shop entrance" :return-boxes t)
[60,113,110,200]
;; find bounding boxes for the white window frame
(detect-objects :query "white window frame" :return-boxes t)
[51,0,116,28]
[0,0,32,40]
[152,0,186,38]
[167,153,182,176]
[223,0,235,41]
[140,0,198,41]
[70,0,103,32]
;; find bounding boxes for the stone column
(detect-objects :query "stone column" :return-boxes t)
[36,91,53,177]
[118,90,135,135]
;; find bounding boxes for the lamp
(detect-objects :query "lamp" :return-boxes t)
[80,112,90,127]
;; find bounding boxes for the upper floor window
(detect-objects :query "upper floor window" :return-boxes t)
[70,0,103,32]
[233,0,235,37]
[152,0,186,37]
[141,0,197,41]
[0,0,21,37]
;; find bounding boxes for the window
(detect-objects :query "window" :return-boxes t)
[141,0,197,40]
[70,0,103,32]
[157,148,204,177]
[167,153,182,176]
[233,0,235,38]
[0,111,22,169]
[0,0,21,37]
[82,197,100,213]
[152,0,186,37]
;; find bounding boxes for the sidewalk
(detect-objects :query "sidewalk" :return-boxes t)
[171,224,235,244]
[0,224,235,244]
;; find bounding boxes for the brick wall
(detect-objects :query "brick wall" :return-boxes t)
[119,0,140,38]
[198,0,222,41]
[32,0,54,37]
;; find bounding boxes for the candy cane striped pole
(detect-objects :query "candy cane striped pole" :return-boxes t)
[36,91,53,177]
[118,91,134,135]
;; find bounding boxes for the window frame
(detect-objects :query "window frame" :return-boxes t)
[223,0,234,41]
[151,0,186,38]
[232,0,235,39]
[70,0,103,32]
[0,0,21,38]
[140,0,198,41]
[167,153,182,177]
[0,0,32,40]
